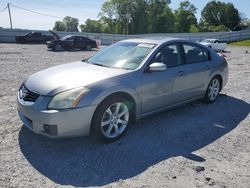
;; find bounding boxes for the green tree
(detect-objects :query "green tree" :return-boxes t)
[189,25,199,32]
[201,1,241,30]
[128,0,148,34]
[63,16,79,32]
[99,0,136,34]
[53,21,66,31]
[147,0,175,33]
[99,0,175,34]
[80,19,103,33]
[99,0,117,33]
[175,1,197,32]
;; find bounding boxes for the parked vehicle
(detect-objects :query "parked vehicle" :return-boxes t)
[17,38,228,141]
[15,32,54,44]
[200,39,227,51]
[47,30,98,51]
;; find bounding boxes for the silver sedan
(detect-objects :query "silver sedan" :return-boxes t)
[17,38,228,141]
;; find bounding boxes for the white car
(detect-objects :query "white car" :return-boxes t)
[200,39,227,51]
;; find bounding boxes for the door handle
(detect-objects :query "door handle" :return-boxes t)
[178,71,184,76]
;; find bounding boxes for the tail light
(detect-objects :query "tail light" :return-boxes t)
[220,52,226,58]
[95,39,100,49]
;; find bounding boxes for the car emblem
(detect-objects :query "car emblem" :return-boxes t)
[19,86,28,100]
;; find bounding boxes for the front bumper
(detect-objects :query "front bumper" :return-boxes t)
[17,95,97,138]
[47,43,53,48]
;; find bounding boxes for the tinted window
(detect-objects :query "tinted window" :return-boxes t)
[77,37,90,42]
[183,44,210,64]
[82,37,90,41]
[76,37,83,42]
[152,44,181,67]
[62,36,74,41]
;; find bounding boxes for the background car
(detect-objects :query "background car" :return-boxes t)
[200,39,227,51]
[47,30,98,51]
[15,32,54,44]
[17,38,228,142]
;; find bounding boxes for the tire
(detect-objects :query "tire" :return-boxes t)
[20,39,25,44]
[204,76,221,103]
[54,44,64,51]
[91,96,133,142]
[86,45,92,51]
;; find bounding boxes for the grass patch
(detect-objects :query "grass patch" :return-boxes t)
[230,39,250,46]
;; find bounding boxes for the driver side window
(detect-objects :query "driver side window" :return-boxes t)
[152,44,181,67]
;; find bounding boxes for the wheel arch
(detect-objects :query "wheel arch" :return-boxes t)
[90,91,138,130]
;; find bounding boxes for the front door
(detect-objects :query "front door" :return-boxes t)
[141,43,189,113]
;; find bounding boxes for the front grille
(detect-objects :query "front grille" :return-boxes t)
[19,85,40,102]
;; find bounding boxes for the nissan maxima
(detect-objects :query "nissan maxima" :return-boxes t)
[17,38,228,141]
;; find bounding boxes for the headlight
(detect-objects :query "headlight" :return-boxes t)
[48,87,89,109]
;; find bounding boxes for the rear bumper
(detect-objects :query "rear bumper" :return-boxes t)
[17,97,97,138]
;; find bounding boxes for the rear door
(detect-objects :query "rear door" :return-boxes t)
[179,43,212,98]
[75,37,85,49]
[26,32,41,43]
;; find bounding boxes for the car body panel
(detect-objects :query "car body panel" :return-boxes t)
[17,95,97,138]
[16,32,54,44]
[47,30,97,50]
[24,61,128,96]
[18,37,228,138]
[200,39,227,51]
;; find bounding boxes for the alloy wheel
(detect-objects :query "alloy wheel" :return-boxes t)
[208,78,220,101]
[101,102,129,138]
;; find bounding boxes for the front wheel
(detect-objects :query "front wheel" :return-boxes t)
[204,76,221,103]
[91,97,132,142]
[54,43,64,51]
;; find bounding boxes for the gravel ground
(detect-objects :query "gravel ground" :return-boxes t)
[0,43,249,188]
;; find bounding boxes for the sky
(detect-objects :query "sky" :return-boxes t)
[0,0,249,30]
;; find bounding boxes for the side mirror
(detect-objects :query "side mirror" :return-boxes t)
[149,62,167,72]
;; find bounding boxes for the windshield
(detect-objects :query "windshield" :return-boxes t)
[87,42,155,70]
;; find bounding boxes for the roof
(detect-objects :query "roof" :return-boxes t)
[121,37,187,45]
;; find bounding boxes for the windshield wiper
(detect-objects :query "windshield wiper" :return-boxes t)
[81,59,88,62]
[92,63,111,68]
[81,59,110,68]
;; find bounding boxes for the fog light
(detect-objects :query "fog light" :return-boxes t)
[43,124,58,136]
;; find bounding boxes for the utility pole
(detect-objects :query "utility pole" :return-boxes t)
[126,13,131,36]
[7,3,13,29]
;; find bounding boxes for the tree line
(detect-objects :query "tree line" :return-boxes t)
[53,0,249,34]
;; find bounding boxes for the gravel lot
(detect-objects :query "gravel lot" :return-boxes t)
[0,43,249,188]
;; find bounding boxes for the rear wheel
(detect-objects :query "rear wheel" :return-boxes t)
[91,97,132,142]
[204,76,221,103]
[20,39,26,44]
[86,45,92,51]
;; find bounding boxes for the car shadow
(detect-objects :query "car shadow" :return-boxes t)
[18,95,250,187]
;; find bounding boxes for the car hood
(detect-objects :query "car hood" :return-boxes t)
[48,30,61,40]
[200,42,211,45]
[24,61,128,96]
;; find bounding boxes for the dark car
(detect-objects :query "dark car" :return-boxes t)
[47,30,98,51]
[16,32,54,44]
